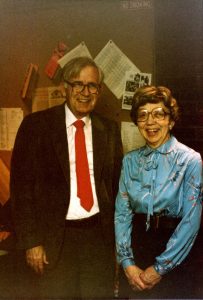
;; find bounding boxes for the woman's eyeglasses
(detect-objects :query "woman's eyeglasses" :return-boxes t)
[65,81,101,95]
[137,107,170,122]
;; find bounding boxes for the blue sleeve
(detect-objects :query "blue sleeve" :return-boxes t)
[154,154,203,275]
[114,158,135,268]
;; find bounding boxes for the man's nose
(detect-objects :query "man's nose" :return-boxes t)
[81,85,90,96]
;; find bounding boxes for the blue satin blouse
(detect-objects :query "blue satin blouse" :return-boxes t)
[115,135,203,275]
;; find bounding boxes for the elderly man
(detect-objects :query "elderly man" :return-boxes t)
[10,56,123,298]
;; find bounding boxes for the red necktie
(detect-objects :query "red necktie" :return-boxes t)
[73,120,94,212]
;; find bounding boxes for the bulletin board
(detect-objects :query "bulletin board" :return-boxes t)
[0,0,155,204]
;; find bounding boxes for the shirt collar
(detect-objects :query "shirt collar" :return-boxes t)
[65,104,91,128]
[143,135,177,156]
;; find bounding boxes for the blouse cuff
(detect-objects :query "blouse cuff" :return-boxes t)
[122,258,135,269]
[153,262,168,276]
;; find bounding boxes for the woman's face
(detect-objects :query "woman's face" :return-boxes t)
[137,102,174,149]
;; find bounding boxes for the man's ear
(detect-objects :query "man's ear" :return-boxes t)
[97,84,103,97]
[63,81,68,89]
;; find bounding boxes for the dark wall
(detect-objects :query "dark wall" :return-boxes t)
[154,0,203,156]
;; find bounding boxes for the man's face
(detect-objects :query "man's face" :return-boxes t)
[65,66,101,118]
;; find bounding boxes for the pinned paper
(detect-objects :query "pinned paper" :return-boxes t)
[0,108,23,150]
[58,42,92,68]
[95,40,140,99]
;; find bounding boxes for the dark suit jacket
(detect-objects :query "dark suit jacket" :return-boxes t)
[10,103,123,267]
[0,200,16,251]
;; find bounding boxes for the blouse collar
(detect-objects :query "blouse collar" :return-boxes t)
[143,135,177,156]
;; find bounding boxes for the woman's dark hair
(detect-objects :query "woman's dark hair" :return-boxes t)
[130,85,180,125]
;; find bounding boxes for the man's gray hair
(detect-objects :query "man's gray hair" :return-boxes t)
[63,56,104,84]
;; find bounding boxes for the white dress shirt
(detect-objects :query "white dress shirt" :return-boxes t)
[65,104,99,219]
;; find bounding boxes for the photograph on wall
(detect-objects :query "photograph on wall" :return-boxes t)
[122,71,152,110]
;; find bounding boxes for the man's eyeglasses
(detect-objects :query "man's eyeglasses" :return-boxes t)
[137,107,170,122]
[65,81,101,95]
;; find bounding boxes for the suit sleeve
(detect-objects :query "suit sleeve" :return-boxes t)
[10,115,43,250]
[112,122,123,200]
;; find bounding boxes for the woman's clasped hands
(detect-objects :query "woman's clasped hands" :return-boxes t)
[124,265,162,291]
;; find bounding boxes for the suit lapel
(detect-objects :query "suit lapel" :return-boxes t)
[91,114,107,190]
[44,108,108,195]
[44,103,70,186]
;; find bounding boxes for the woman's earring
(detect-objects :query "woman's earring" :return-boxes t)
[169,124,172,130]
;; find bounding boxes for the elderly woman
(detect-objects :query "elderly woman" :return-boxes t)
[115,86,202,298]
